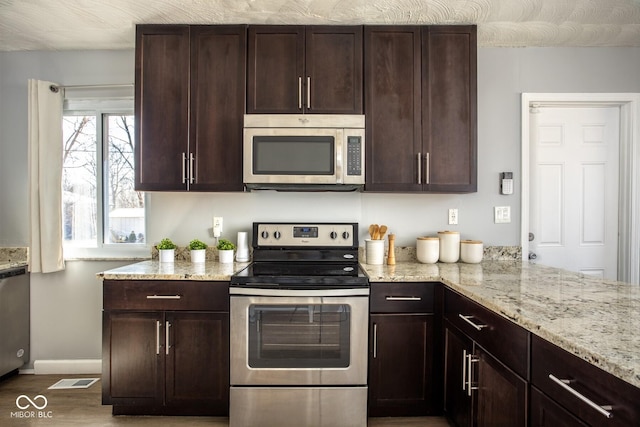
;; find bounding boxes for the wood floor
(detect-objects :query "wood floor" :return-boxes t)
[0,373,452,426]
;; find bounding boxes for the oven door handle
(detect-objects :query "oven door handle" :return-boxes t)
[229,287,370,297]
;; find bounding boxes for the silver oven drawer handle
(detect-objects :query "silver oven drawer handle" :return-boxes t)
[459,314,487,331]
[386,296,422,301]
[548,374,613,419]
[147,295,181,300]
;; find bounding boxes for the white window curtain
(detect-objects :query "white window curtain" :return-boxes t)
[28,79,65,273]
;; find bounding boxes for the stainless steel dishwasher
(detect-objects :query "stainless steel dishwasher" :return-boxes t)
[0,266,30,377]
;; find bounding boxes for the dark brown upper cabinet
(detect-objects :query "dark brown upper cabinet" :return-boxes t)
[247,25,363,114]
[364,25,477,193]
[135,25,246,192]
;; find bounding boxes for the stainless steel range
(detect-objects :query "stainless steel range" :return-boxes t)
[229,222,369,427]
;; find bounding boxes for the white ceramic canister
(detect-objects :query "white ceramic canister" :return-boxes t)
[438,231,460,263]
[365,239,385,265]
[460,240,483,263]
[416,237,440,263]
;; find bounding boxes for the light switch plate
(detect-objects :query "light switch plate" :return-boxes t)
[494,206,511,224]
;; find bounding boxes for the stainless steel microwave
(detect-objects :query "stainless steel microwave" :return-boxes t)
[243,114,365,191]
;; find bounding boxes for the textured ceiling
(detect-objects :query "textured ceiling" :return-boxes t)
[1,0,639,51]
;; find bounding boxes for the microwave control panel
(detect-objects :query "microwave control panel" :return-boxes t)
[346,136,362,176]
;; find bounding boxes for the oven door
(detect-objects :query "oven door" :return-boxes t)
[230,289,368,386]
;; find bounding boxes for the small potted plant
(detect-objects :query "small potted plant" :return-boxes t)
[188,238,208,263]
[216,238,236,263]
[157,238,177,263]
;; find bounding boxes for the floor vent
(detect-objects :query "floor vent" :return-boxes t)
[48,378,100,390]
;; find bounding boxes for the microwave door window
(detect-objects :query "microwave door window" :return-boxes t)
[253,136,334,175]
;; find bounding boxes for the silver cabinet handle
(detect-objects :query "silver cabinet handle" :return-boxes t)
[181,152,187,184]
[385,296,422,301]
[373,323,378,359]
[459,314,488,331]
[548,374,613,419]
[425,152,430,184]
[417,152,422,184]
[146,295,181,300]
[155,320,161,355]
[298,77,303,110]
[462,349,468,391]
[165,321,171,355]
[467,353,479,396]
[189,152,195,184]
[306,76,311,109]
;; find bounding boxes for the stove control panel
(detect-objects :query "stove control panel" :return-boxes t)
[255,222,356,247]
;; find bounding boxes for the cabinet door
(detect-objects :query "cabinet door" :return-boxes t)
[305,26,363,114]
[135,25,190,191]
[422,26,477,192]
[530,387,587,427]
[165,311,229,415]
[444,325,473,427]
[247,26,304,114]
[190,25,246,191]
[364,26,423,192]
[475,345,527,427]
[102,311,164,406]
[369,314,435,416]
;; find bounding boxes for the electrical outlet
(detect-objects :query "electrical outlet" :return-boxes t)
[448,208,458,225]
[213,216,223,237]
[494,206,511,224]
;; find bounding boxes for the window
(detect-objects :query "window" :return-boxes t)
[62,97,147,258]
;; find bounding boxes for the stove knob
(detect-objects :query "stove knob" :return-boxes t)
[342,231,350,240]
[274,231,281,240]
[261,230,269,239]
[330,231,338,239]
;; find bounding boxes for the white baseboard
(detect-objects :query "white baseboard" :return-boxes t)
[33,359,101,375]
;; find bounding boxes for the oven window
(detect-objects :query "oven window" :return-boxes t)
[248,304,350,368]
[253,136,334,175]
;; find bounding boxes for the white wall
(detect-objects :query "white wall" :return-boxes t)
[1,46,639,363]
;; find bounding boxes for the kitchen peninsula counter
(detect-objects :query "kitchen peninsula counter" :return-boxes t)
[362,260,640,390]
[98,259,640,390]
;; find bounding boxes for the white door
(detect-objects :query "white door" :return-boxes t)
[529,106,620,279]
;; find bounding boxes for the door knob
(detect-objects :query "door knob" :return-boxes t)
[528,251,537,260]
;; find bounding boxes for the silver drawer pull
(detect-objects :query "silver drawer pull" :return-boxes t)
[146,295,181,300]
[458,314,487,331]
[386,296,422,301]
[548,374,613,419]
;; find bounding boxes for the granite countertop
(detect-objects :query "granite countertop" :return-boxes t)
[98,258,640,390]
[97,260,250,281]
[0,247,28,272]
[362,260,640,390]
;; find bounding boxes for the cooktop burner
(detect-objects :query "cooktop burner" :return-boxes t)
[230,222,369,289]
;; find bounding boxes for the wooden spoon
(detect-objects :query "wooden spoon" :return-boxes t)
[378,225,388,240]
[368,224,376,239]
[372,224,380,240]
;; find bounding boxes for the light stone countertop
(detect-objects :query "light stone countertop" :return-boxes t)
[0,247,28,272]
[97,259,250,281]
[98,259,640,390]
[362,260,640,390]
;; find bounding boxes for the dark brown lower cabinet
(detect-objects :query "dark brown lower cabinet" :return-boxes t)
[530,386,587,427]
[444,323,527,427]
[369,314,434,416]
[368,282,439,417]
[102,280,229,415]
